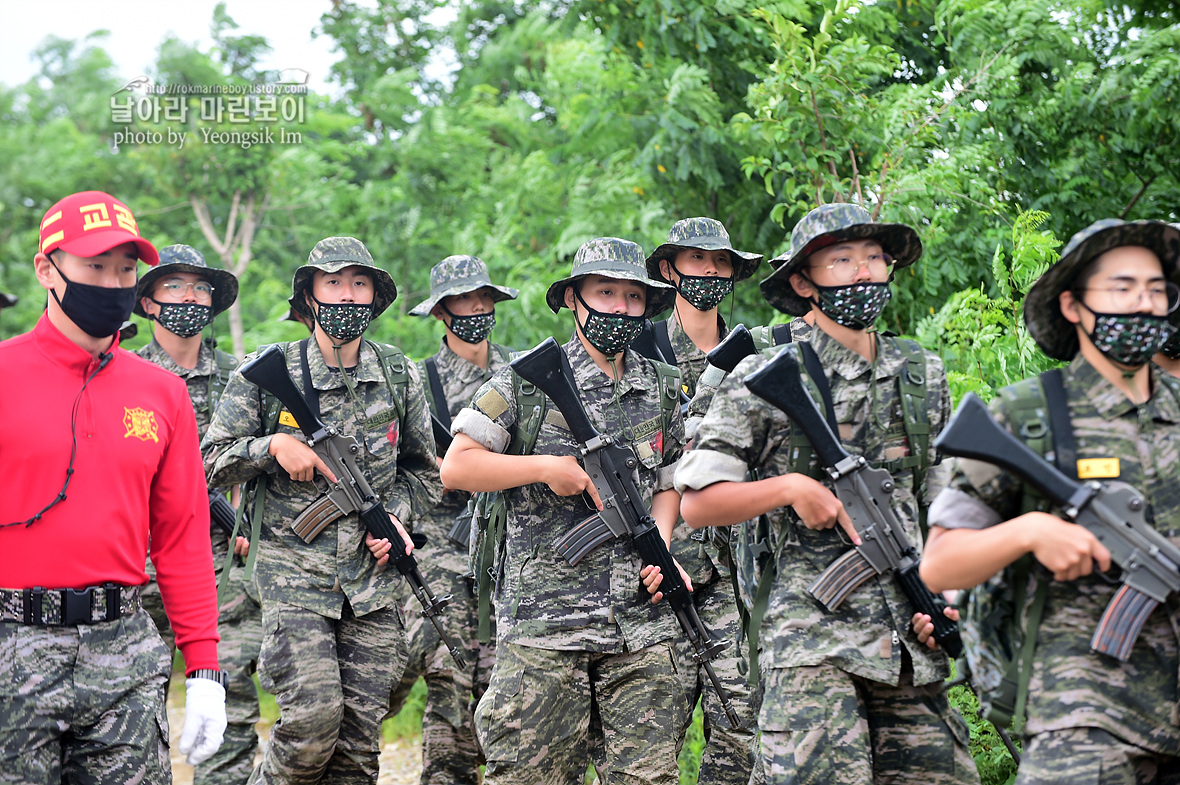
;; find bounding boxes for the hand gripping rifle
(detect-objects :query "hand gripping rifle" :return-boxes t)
[743,347,963,658]
[936,393,1180,662]
[511,338,739,727]
[241,346,467,669]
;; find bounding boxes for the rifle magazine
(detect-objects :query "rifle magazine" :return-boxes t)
[291,496,345,543]
[1091,584,1157,662]
[554,514,615,565]
[808,547,877,612]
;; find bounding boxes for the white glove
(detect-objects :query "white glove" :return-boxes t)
[180,677,227,765]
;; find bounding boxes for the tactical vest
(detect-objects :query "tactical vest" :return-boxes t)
[468,354,681,643]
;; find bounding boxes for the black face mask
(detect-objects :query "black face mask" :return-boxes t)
[51,260,137,338]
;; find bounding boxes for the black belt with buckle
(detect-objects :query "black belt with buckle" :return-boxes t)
[0,583,140,626]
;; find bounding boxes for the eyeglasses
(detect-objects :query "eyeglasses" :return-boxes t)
[1077,281,1180,314]
[159,279,215,300]
[810,254,894,284]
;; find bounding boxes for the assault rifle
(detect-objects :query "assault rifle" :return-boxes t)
[743,347,962,658]
[241,346,467,669]
[511,337,739,727]
[209,490,238,539]
[936,393,1180,662]
[704,323,757,374]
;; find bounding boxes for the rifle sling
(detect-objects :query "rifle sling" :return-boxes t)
[799,341,839,435]
[425,356,452,430]
[299,338,321,424]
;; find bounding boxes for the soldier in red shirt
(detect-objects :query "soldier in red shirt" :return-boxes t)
[0,191,227,783]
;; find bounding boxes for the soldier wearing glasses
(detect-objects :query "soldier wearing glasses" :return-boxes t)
[921,219,1180,784]
[135,245,261,785]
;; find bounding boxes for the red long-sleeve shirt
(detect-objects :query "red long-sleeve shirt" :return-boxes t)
[0,314,219,671]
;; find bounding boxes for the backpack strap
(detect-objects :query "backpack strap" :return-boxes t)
[368,340,409,422]
[1041,368,1076,479]
[650,358,681,442]
[771,322,793,345]
[654,318,677,366]
[424,356,450,429]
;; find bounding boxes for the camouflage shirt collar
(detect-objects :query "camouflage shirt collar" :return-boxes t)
[1067,355,1180,423]
[666,311,728,363]
[564,332,653,395]
[140,337,219,380]
[810,328,908,382]
[435,336,494,384]
[306,339,385,391]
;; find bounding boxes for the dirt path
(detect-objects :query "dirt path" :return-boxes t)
[166,679,423,784]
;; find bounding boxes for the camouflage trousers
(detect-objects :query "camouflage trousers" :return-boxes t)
[0,608,172,785]
[758,663,978,785]
[671,577,762,785]
[195,562,264,785]
[249,600,408,785]
[387,565,495,785]
[475,641,684,785]
[1017,727,1180,785]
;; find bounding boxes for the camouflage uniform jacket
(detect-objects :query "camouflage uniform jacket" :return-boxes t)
[930,356,1180,753]
[450,335,683,653]
[138,337,238,579]
[675,328,952,686]
[415,337,512,576]
[202,339,443,618]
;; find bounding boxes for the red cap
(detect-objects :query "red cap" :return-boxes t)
[39,191,159,266]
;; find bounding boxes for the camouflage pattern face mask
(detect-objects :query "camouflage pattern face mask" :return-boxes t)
[1159,328,1180,360]
[442,304,496,344]
[671,262,734,311]
[312,297,373,343]
[809,280,892,329]
[1079,304,1174,367]
[150,301,212,338]
[574,288,645,356]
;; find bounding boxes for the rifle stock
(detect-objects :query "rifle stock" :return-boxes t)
[510,338,740,727]
[937,393,1180,661]
[705,324,757,374]
[239,345,469,669]
[743,347,963,658]
[209,491,238,538]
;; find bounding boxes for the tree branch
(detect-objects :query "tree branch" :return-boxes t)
[1120,175,1155,219]
[189,196,227,257]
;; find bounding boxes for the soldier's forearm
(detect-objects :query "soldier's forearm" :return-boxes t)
[651,489,680,548]
[681,474,793,529]
[920,523,1035,592]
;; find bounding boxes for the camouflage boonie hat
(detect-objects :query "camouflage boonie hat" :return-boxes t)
[644,217,764,283]
[545,237,675,318]
[760,203,922,315]
[1024,219,1180,361]
[133,244,239,318]
[409,255,519,316]
[291,236,397,320]
[0,292,16,309]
